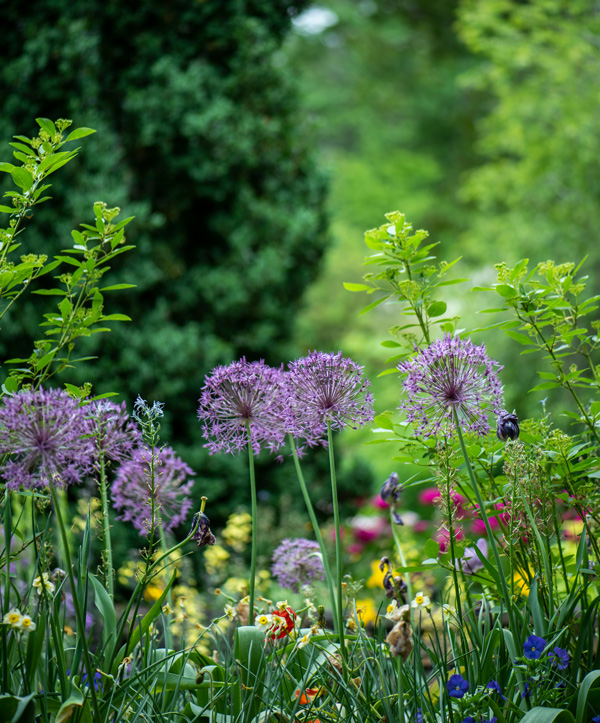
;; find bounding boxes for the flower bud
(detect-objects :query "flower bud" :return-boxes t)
[496,411,519,441]
[190,512,216,547]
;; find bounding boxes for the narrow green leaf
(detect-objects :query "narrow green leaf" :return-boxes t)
[64,127,96,142]
[343,282,371,292]
[101,314,131,322]
[35,118,57,136]
[359,295,388,316]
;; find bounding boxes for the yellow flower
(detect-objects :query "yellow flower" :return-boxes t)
[33,572,55,595]
[366,560,386,589]
[204,545,230,575]
[297,630,313,648]
[162,603,174,615]
[144,583,164,602]
[3,609,23,628]
[355,598,378,625]
[222,512,252,552]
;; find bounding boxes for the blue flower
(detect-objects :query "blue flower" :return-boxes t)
[523,634,546,660]
[591,716,600,723]
[461,718,476,723]
[549,646,569,670]
[486,680,507,700]
[521,681,532,699]
[447,674,470,699]
[415,708,423,723]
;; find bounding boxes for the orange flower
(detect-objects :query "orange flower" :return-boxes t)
[295,687,320,705]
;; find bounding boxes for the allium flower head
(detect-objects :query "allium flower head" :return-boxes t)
[86,399,141,465]
[285,351,374,443]
[271,538,325,593]
[523,634,546,660]
[112,446,195,535]
[0,388,93,489]
[198,358,287,455]
[398,335,504,438]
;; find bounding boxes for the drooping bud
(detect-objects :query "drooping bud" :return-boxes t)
[190,511,216,547]
[496,410,520,441]
[380,472,402,505]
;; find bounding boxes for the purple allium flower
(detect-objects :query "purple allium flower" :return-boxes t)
[398,335,504,438]
[271,538,325,593]
[86,400,141,466]
[285,351,374,443]
[111,446,195,535]
[496,410,519,442]
[197,358,287,455]
[447,674,469,698]
[523,634,546,660]
[549,646,569,670]
[486,680,506,700]
[189,511,216,547]
[0,388,93,489]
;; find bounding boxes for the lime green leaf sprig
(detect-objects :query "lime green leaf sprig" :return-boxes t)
[344,211,466,369]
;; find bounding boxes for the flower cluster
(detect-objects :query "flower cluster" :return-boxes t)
[398,335,504,438]
[111,446,195,535]
[255,601,297,641]
[271,538,325,593]
[198,351,374,454]
[87,399,141,464]
[2,609,36,632]
[521,633,569,669]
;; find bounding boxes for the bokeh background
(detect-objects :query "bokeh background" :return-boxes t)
[2,0,599,579]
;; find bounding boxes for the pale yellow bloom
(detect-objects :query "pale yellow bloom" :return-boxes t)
[224,604,236,620]
[297,631,313,648]
[19,615,36,632]
[355,598,378,625]
[204,545,230,575]
[3,609,23,627]
[33,572,55,595]
[162,603,174,615]
[411,591,430,610]
[255,613,273,632]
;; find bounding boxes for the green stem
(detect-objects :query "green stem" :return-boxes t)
[247,435,257,621]
[452,409,517,635]
[98,454,114,599]
[289,434,338,632]
[391,520,412,605]
[327,422,346,657]
[49,481,101,720]
[158,525,174,649]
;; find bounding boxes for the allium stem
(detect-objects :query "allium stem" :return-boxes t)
[158,524,174,650]
[49,480,101,720]
[288,434,338,629]
[247,431,257,620]
[452,409,517,634]
[98,453,114,599]
[327,421,346,658]
[390,521,412,607]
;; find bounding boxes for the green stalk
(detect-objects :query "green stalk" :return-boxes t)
[390,520,412,605]
[327,422,346,657]
[452,409,517,635]
[49,481,101,720]
[2,490,11,690]
[289,434,338,632]
[98,453,114,599]
[247,433,257,620]
[158,524,174,650]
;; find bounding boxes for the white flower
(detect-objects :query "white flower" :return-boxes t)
[19,615,36,632]
[33,572,55,595]
[385,600,410,622]
[255,613,273,632]
[411,591,430,610]
[224,604,236,620]
[297,631,313,649]
[2,609,23,628]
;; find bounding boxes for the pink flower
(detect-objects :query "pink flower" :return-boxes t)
[419,487,440,505]
[372,494,390,509]
[350,515,387,542]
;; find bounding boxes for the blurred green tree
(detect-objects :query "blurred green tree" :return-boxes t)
[0,0,329,517]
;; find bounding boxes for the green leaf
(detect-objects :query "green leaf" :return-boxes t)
[495,284,518,298]
[359,295,389,316]
[0,205,14,213]
[35,118,57,136]
[32,289,67,296]
[11,167,33,191]
[343,282,371,292]
[0,694,36,723]
[520,708,574,723]
[234,627,266,719]
[424,538,440,558]
[380,340,401,348]
[89,574,117,662]
[99,283,137,291]
[504,329,532,345]
[55,681,91,723]
[0,162,15,173]
[64,127,96,142]
[101,313,131,322]
[427,300,447,317]
[576,670,600,723]
[373,414,394,430]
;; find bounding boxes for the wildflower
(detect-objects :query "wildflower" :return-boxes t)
[189,511,216,547]
[224,604,236,620]
[415,709,423,723]
[496,410,520,441]
[521,680,532,699]
[523,634,546,660]
[486,680,507,700]
[549,646,569,670]
[2,609,23,628]
[591,716,600,723]
[447,674,469,698]
[385,600,410,622]
[271,538,325,593]
[462,718,476,723]
[86,399,141,465]
[398,334,504,438]
[411,591,430,610]
[19,615,36,632]
[111,445,195,535]
[0,388,93,489]
[459,538,488,574]
[268,604,296,640]
[33,572,56,595]
[297,630,313,648]
[197,359,287,455]
[255,613,273,632]
[285,351,374,443]
[295,688,321,705]
[162,603,173,615]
